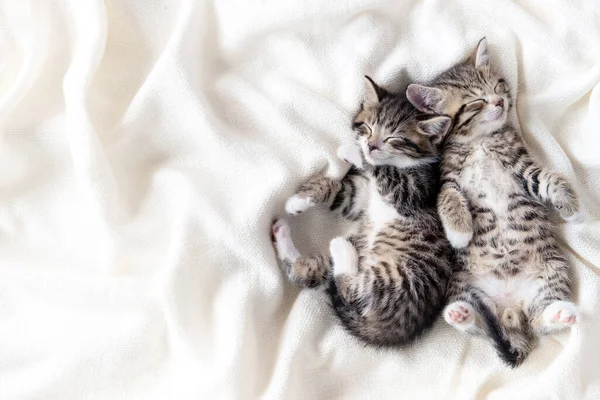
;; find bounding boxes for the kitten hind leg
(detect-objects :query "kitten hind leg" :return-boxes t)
[272,219,300,261]
[541,300,579,330]
[272,218,329,288]
[528,259,578,335]
[444,270,488,335]
[444,301,476,331]
[329,237,362,303]
[330,237,359,276]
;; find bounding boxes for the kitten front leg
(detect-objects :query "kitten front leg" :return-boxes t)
[286,143,367,216]
[287,168,368,219]
[437,183,473,248]
[285,175,342,215]
[545,174,581,222]
[337,143,363,169]
[519,157,581,222]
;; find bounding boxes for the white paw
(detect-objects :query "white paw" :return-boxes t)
[445,227,473,249]
[272,219,300,261]
[444,301,475,331]
[337,144,363,168]
[543,300,579,326]
[330,237,358,276]
[285,195,314,215]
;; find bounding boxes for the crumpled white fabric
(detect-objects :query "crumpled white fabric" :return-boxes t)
[1,0,599,399]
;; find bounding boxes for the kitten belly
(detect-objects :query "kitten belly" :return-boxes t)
[460,147,520,212]
[461,147,533,272]
[472,274,541,309]
[365,179,400,246]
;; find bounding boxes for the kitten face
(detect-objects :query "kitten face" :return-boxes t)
[406,38,513,139]
[353,76,451,168]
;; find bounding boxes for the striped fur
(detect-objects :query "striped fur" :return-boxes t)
[407,38,581,367]
[272,77,453,347]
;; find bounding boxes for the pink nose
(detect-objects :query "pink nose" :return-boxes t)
[496,98,505,108]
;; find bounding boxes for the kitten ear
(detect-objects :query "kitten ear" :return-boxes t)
[363,76,387,107]
[406,84,445,114]
[470,37,489,69]
[417,116,452,137]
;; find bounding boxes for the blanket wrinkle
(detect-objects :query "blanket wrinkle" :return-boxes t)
[1,0,599,399]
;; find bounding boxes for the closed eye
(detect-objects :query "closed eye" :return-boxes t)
[352,122,371,135]
[357,123,372,136]
[386,137,422,153]
[495,79,508,93]
[464,99,486,112]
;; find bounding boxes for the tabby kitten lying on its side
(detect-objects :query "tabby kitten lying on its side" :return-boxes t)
[271,77,453,347]
[407,38,582,367]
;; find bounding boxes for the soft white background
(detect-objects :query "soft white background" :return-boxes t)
[0,0,599,399]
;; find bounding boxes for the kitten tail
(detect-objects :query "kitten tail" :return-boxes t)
[473,295,535,368]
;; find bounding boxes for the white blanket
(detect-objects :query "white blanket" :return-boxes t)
[1,0,599,398]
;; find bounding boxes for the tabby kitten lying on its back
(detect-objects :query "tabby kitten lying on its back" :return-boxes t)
[407,38,581,367]
[272,77,453,347]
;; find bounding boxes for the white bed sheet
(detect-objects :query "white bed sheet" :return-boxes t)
[1,0,599,398]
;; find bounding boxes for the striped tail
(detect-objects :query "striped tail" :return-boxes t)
[472,294,536,368]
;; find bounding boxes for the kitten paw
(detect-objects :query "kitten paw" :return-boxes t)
[337,144,363,168]
[543,300,579,326]
[285,195,315,215]
[563,209,584,224]
[445,228,473,249]
[330,237,358,276]
[553,181,580,222]
[272,219,300,261]
[444,301,475,330]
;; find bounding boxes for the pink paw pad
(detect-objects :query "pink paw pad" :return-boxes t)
[272,219,290,242]
[448,306,470,323]
[553,310,577,325]
[443,301,476,329]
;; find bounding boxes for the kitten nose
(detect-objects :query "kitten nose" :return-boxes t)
[496,98,505,108]
[368,144,379,152]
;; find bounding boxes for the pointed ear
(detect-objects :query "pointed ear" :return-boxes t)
[363,76,387,107]
[406,84,445,114]
[417,116,452,137]
[470,37,489,69]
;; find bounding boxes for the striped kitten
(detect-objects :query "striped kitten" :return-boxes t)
[272,77,453,347]
[406,38,582,367]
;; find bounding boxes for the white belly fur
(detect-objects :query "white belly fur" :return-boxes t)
[461,146,542,308]
[472,274,541,309]
[366,179,399,246]
[460,147,521,215]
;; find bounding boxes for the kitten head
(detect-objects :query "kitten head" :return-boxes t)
[352,76,451,168]
[406,38,512,139]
